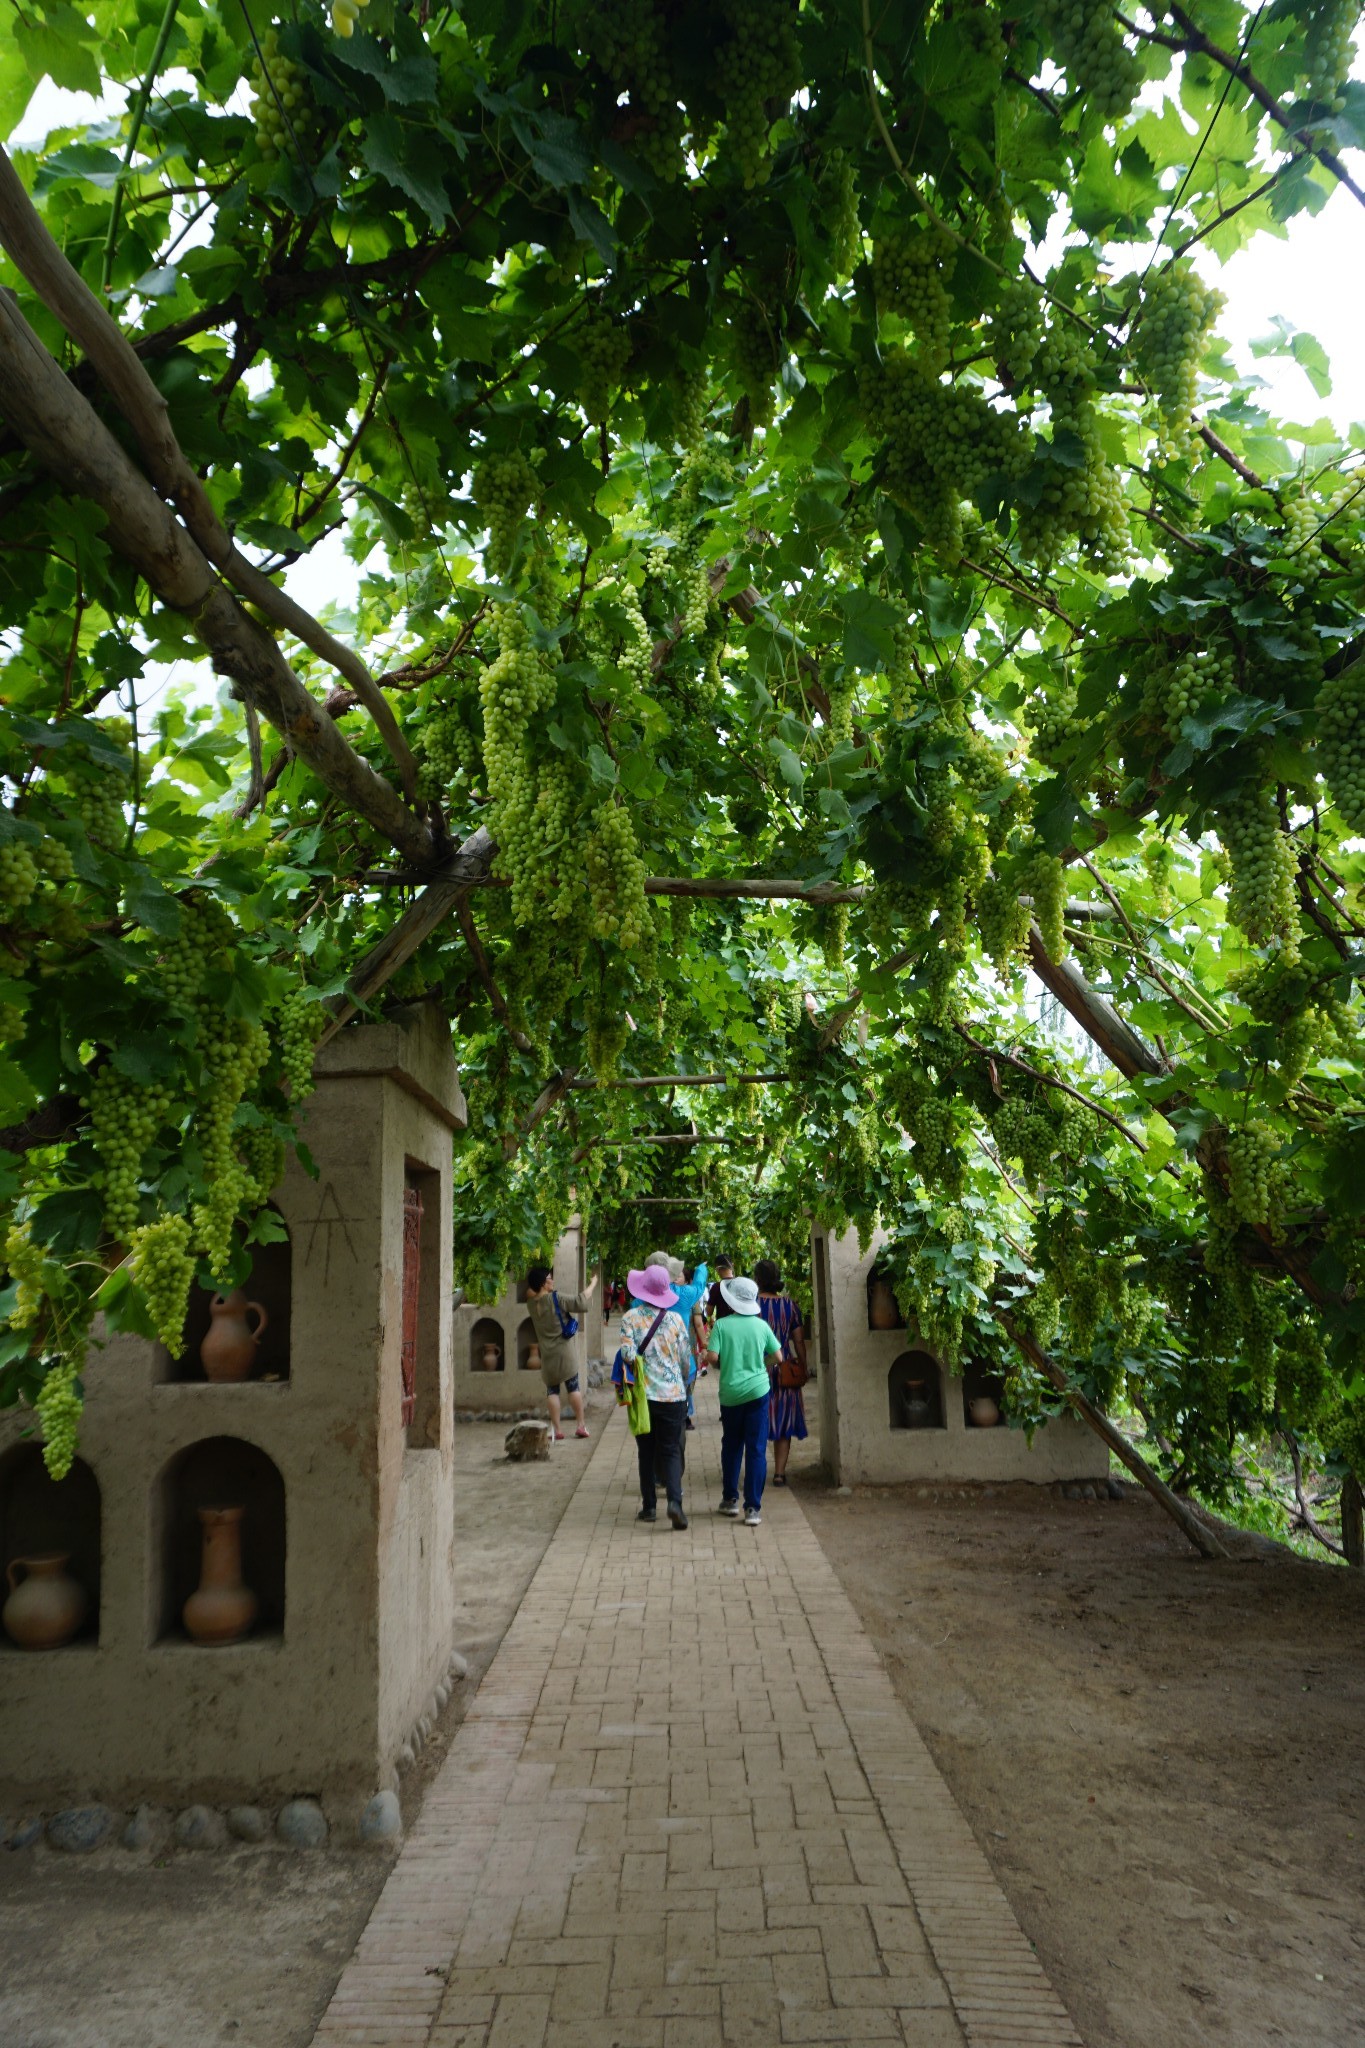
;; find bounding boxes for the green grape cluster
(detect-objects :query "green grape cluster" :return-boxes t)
[1019,847,1065,960]
[597,0,687,180]
[575,302,632,425]
[679,554,712,639]
[1305,0,1356,107]
[0,843,39,910]
[1224,1121,1283,1228]
[1133,263,1225,456]
[718,0,801,188]
[88,1066,175,1242]
[669,368,708,451]
[1282,491,1326,578]
[585,987,631,1076]
[250,28,312,160]
[1025,685,1085,771]
[159,892,236,1010]
[1036,0,1143,119]
[583,576,653,688]
[586,801,649,948]
[993,1097,1056,1190]
[330,0,372,37]
[5,1218,45,1327]
[1316,665,1365,830]
[131,1213,195,1357]
[0,1001,23,1041]
[729,297,780,427]
[242,1125,287,1205]
[1141,640,1236,739]
[988,274,1043,390]
[37,836,75,881]
[276,990,323,1098]
[976,875,1031,972]
[907,1093,958,1186]
[36,1360,82,1482]
[1216,779,1299,955]
[1019,325,1130,567]
[871,230,956,372]
[865,349,1029,564]
[192,1015,269,1280]
[473,452,540,578]
[418,700,481,798]
[822,150,861,279]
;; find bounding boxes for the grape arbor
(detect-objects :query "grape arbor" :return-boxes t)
[0,0,1363,1558]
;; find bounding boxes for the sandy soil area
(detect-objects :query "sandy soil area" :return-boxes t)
[0,1392,611,2048]
[798,1465,1365,2048]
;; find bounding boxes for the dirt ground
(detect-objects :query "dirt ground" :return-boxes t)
[799,1457,1365,2048]
[0,1391,612,2048]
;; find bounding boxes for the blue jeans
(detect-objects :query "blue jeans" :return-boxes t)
[720,1394,769,1513]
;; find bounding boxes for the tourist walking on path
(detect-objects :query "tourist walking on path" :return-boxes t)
[756,1258,808,1486]
[703,1274,780,1527]
[653,1252,709,1427]
[621,1264,692,1529]
[525,1264,598,1442]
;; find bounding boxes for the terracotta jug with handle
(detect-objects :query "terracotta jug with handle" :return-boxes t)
[200,1289,269,1382]
[3,1553,87,1648]
[182,1506,257,1644]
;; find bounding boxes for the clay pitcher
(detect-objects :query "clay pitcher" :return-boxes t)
[969,1394,1001,1428]
[3,1553,87,1649]
[182,1506,257,1645]
[868,1277,900,1330]
[901,1381,931,1430]
[525,1340,541,1372]
[478,1341,502,1372]
[200,1289,269,1383]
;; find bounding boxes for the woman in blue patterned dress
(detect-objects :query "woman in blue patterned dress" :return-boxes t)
[756,1258,808,1486]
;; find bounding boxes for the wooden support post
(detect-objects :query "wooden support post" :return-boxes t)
[998,1313,1230,1561]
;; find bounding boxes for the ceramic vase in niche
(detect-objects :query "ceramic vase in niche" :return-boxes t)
[525,1340,541,1372]
[182,1506,258,1644]
[200,1290,269,1383]
[901,1382,932,1430]
[868,1277,901,1330]
[478,1341,502,1372]
[3,1553,87,1649]
[969,1395,1001,1428]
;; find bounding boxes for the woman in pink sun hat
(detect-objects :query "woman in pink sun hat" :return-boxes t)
[621,1264,693,1529]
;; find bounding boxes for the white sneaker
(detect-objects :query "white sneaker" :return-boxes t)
[719,1498,740,1517]
[744,1507,761,1527]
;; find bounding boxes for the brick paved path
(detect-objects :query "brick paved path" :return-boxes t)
[314,1381,1083,2048]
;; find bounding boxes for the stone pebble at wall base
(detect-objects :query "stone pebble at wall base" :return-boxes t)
[174,1804,227,1850]
[6,1816,44,1850]
[47,1805,116,1853]
[227,1805,270,1843]
[276,1797,328,1849]
[358,1790,401,1846]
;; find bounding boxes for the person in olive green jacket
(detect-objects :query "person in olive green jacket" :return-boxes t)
[525,1264,598,1441]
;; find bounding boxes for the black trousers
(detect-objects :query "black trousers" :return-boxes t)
[637,1399,688,1512]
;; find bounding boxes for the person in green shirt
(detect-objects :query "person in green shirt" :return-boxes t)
[702,1274,780,1526]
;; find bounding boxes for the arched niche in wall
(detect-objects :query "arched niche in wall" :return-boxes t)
[0,1444,101,1649]
[887,1351,945,1431]
[469,1317,506,1373]
[961,1359,1007,1430]
[156,1435,285,1645]
[156,1210,292,1384]
[867,1264,906,1332]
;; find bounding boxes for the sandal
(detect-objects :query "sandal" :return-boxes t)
[773,1473,788,1486]
[576,1426,590,1438]
[552,1429,565,1442]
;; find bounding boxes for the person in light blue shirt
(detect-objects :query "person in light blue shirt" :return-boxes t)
[648,1253,708,1427]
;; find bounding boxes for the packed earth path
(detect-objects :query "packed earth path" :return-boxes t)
[312,1377,1081,2048]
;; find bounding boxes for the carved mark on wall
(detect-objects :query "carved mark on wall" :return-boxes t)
[303,1181,360,1282]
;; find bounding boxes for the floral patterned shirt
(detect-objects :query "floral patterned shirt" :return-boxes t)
[621,1303,690,1403]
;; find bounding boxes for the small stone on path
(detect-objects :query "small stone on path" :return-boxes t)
[504,1418,551,1461]
[276,1798,328,1849]
[7,1816,43,1851]
[48,1805,115,1854]
[447,1649,468,1681]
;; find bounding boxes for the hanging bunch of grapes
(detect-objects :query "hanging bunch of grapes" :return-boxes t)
[1215,776,1300,956]
[872,229,956,373]
[472,451,540,579]
[574,301,633,426]
[1017,324,1130,568]
[595,0,688,180]
[1304,0,1357,110]
[250,27,315,160]
[586,800,650,950]
[1315,662,1365,832]
[717,0,801,188]
[1034,0,1143,120]
[1132,262,1225,458]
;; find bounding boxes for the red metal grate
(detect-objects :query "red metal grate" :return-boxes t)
[401,1180,424,1429]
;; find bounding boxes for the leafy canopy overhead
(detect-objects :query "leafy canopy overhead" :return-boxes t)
[1,0,1364,1515]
